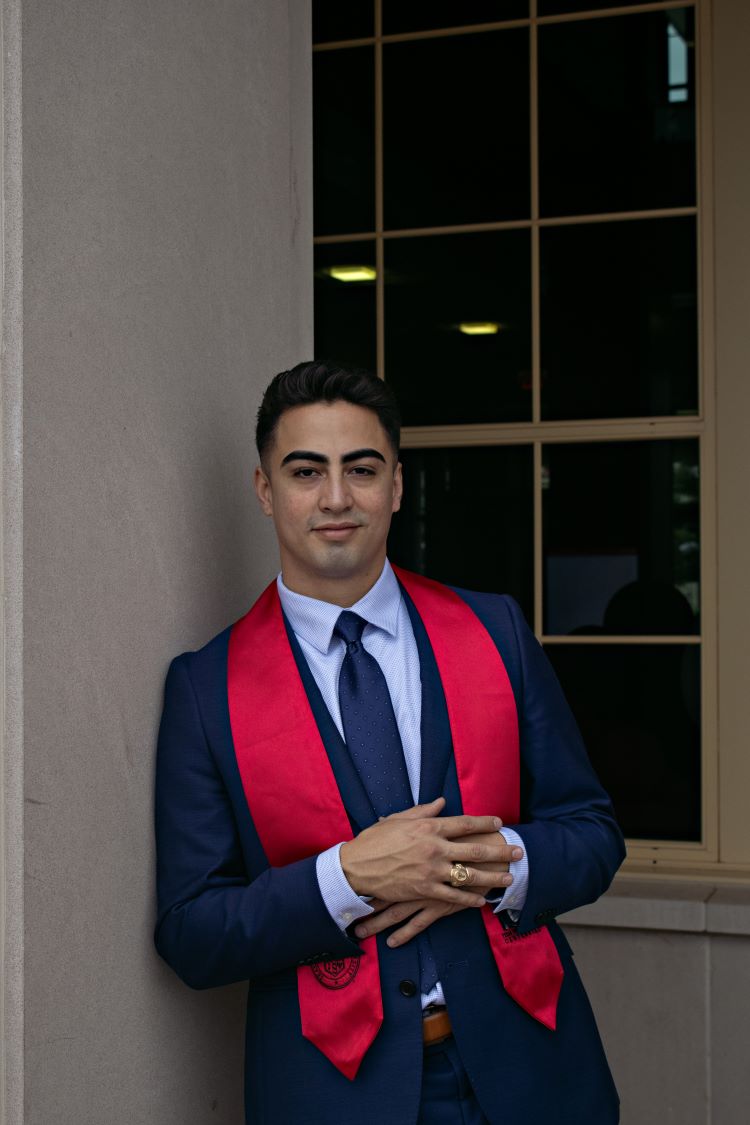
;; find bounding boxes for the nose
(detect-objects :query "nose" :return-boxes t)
[319,472,353,513]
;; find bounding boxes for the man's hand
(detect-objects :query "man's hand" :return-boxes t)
[351,825,515,947]
[339,797,523,907]
[353,896,481,947]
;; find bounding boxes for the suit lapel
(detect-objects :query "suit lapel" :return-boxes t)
[282,614,376,833]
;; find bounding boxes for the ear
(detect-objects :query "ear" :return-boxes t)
[254,465,273,517]
[391,461,403,514]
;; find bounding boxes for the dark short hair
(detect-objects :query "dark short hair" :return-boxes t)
[256,360,401,465]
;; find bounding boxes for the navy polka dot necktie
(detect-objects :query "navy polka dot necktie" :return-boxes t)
[335,610,438,994]
[334,610,412,817]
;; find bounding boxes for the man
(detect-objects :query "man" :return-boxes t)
[155,360,625,1124]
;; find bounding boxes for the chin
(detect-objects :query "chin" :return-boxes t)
[316,551,362,578]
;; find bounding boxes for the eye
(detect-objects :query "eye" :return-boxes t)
[348,465,376,476]
[293,467,320,478]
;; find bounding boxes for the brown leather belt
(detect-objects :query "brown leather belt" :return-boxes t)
[422,1006,452,1046]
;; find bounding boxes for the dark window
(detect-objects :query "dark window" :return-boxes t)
[382,1,528,34]
[389,445,534,620]
[543,440,700,636]
[313,47,375,235]
[547,643,701,841]
[539,10,696,216]
[384,230,531,425]
[313,1,374,44]
[540,217,698,420]
[314,241,377,372]
[383,30,530,229]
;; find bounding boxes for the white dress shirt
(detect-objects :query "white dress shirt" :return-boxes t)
[277,560,529,1007]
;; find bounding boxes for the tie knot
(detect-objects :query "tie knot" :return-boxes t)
[334,610,367,650]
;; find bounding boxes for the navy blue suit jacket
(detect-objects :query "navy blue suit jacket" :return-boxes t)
[155,586,625,1125]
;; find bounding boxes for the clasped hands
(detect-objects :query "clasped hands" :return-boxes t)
[339,796,523,949]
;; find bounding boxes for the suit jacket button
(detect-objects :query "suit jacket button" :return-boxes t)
[399,979,417,998]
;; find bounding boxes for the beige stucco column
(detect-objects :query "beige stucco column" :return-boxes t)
[2,2,312,1122]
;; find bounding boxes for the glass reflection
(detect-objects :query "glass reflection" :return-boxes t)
[313,47,375,235]
[383,30,530,229]
[384,230,532,425]
[547,643,701,841]
[539,10,696,216]
[540,217,698,420]
[389,445,533,619]
[314,242,377,372]
[542,439,700,636]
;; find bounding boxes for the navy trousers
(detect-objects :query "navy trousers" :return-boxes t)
[418,1039,490,1125]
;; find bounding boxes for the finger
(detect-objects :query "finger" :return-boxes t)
[354,901,423,939]
[435,814,504,837]
[385,797,446,822]
[386,904,443,947]
[386,898,485,948]
[447,865,514,890]
[449,841,524,865]
[426,885,487,908]
[461,863,511,878]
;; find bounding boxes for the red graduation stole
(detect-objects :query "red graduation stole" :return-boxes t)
[227,567,563,1080]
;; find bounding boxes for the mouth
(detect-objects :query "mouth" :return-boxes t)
[312,523,361,541]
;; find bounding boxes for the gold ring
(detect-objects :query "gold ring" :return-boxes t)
[449,862,470,888]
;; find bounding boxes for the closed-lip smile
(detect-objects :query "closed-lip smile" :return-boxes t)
[313,522,361,538]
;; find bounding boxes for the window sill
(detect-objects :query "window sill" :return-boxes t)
[559,877,750,936]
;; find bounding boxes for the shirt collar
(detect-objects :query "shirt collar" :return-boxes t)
[276,560,402,655]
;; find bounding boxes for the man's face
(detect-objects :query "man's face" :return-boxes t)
[254,400,403,601]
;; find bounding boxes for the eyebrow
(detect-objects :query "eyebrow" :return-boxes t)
[280,448,387,467]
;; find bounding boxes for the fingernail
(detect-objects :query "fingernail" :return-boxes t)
[493,817,502,829]
[386,937,396,948]
[355,927,366,938]
[512,847,523,860]
[502,874,513,885]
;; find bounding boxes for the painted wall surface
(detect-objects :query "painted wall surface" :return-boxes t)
[21,2,311,1121]
[564,906,750,1125]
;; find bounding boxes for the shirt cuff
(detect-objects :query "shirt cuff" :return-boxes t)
[316,843,375,932]
[485,826,529,919]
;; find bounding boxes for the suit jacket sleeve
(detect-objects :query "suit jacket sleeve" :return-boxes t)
[499,596,626,933]
[154,653,361,990]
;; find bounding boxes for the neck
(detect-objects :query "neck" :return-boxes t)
[280,558,386,607]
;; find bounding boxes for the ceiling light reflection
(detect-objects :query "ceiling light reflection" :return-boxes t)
[458,322,501,336]
[327,265,377,283]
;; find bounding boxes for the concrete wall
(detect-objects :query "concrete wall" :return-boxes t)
[562,881,750,1125]
[4,1,312,1122]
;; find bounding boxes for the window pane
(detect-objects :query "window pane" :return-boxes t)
[539,0,656,12]
[314,242,377,371]
[543,439,700,636]
[540,217,698,421]
[383,30,530,229]
[539,10,696,216]
[546,644,701,841]
[389,445,533,618]
[384,230,532,425]
[383,1,527,34]
[313,0,374,44]
[314,47,375,235]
